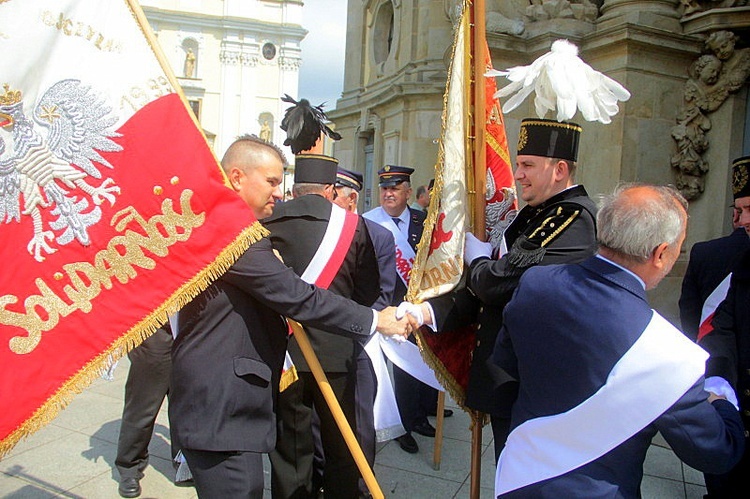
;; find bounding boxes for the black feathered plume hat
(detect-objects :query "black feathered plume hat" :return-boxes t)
[280,94,342,154]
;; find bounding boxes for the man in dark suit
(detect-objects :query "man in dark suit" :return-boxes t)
[694,156,750,498]
[363,165,441,454]
[168,136,414,498]
[411,119,598,461]
[265,154,380,499]
[492,184,744,498]
[680,176,750,341]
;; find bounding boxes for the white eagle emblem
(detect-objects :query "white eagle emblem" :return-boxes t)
[0,80,122,262]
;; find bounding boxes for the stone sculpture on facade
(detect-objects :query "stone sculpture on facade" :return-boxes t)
[671,30,750,199]
[184,48,196,78]
[524,0,600,23]
[680,0,747,16]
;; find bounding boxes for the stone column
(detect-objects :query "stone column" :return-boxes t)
[599,0,682,30]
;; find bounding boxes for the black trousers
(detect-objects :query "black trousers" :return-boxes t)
[270,371,360,499]
[311,351,378,497]
[490,415,512,463]
[704,429,750,498]
[115,327,173,479]
[183,448,263,498]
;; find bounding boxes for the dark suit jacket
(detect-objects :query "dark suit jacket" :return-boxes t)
[169,236,375,453]
[364,218,397,310]
[494,257,745,498]
[263,194,380,372]
[703,248,750,419]
[430,185,598,415]
[679,228,750,340]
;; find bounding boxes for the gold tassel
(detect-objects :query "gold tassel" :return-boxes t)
[0,222,268,458]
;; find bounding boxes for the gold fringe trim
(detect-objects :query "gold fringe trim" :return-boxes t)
[279,366,299,393]
[405,5,474,416]
[0,222,268,459]
[407,4,468,305]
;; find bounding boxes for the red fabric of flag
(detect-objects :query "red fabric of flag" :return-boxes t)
[0,0,261,456]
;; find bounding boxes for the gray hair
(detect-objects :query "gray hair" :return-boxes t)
[336,184,359,200]
[597,183,688,263]
[292,182,328,197]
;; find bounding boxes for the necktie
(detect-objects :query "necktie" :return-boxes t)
[392,217,401,229]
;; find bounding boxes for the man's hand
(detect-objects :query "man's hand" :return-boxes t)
[707,391,727,404]
[376,306,419,339]
[465,232,492,265]
[396,302,433,329]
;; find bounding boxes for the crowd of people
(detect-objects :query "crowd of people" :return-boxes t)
[113,119,749,499]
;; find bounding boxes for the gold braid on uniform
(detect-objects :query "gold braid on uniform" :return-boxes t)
[507,205,581,268]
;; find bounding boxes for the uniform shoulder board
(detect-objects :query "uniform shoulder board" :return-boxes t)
[506,204,582,268]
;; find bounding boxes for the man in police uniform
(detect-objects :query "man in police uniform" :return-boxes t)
[417,118,598,461]
[363,166,440,454]
[266,154,381,499]
[698,155,750,497]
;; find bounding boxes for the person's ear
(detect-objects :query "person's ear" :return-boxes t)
[228,167,243,191]
[553,160,568,182]
[651,242,671,270]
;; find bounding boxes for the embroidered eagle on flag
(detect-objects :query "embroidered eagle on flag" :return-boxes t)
[0,80,122,262]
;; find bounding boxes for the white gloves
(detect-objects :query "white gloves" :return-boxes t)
[464,232,492,265]
[396,301,424,326]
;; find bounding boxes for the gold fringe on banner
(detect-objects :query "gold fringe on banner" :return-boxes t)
[279,365,299,392]
[406,4,472,415]
[0,222,268,459]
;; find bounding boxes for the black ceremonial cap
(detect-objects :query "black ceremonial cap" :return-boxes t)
[377,165,414,187]
[732,156,750,200]
[517,118,582,162]
[336,167,363,191]
[294,154,338,184]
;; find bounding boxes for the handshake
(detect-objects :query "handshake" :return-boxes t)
[374,302,433,339]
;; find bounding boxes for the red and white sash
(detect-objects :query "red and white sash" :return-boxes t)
[363,207,416,287]
[495,311,708,496]
[280,204,359,390]
[697,273,732,342]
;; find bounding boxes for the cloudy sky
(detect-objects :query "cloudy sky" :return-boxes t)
[298,0,348,110]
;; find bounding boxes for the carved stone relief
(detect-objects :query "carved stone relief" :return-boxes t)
[524,0,600,23]
[680,0,747,16]
[671,30,750,199]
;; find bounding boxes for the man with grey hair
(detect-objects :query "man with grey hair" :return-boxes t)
[490,184,745,498]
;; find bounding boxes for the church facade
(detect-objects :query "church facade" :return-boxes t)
[141,0,305,159]
[328,0,750,320]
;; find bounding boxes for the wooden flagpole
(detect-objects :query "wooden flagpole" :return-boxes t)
[469,1,487,499]
[287,319,384,499]
[471,0,487,239]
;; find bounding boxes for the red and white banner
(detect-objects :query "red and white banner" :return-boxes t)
[406,5,515,407]
[0,0,260,456]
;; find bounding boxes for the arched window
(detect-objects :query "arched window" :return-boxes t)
[372,1,394,65]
